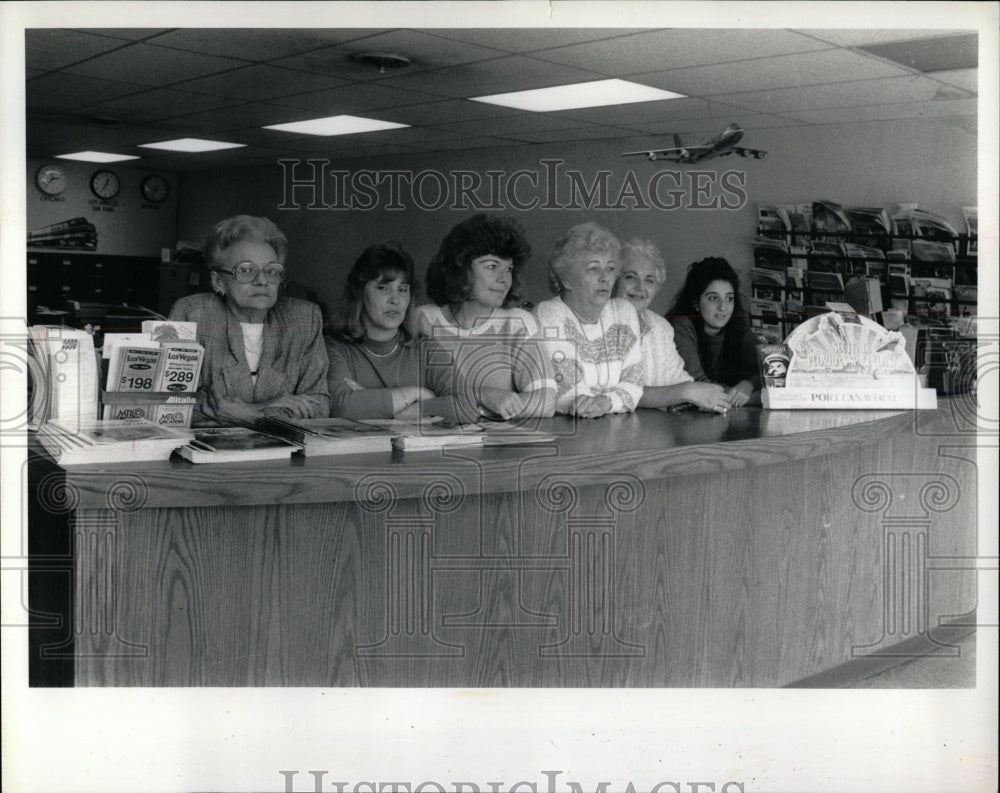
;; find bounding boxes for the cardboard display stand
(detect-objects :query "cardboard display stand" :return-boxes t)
[762,311,938,410]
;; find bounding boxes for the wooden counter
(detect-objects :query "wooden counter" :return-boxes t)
[28,404,979,686]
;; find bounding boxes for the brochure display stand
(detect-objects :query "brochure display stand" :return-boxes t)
[761,312,938,410]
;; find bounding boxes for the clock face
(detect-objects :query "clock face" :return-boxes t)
[36,164,67,195]
[90,169,120,199]
[141,174,169,203]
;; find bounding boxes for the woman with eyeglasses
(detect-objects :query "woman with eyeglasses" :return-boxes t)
[168,215,329,424]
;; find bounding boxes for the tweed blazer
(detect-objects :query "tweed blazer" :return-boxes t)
[169,292,329,420]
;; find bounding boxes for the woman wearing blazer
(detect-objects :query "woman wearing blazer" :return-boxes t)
[169,214,329,425]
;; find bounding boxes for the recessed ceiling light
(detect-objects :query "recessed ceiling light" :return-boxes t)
[55,151,140,163]
[470,79,686,112]
[262,115,410,136]
[139,138,246,153]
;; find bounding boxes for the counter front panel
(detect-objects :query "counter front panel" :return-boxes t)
[27,405,979,686]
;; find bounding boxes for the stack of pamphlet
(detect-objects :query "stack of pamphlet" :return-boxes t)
[387,424,485,451]
[476,421,556,445]
[28,326,100,427]
[256,416,396,456]
[176,427,301,464]
[36,418,193,465]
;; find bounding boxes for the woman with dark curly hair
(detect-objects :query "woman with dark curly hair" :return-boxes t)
[326,242,457,420]
[667,257,761,408]
[413,214,555,421]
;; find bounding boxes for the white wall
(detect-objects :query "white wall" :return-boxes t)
[177,116,976,320]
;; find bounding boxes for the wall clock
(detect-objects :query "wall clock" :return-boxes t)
[36,164,67,195]
[90,169,120,199]
[140,174,170,203]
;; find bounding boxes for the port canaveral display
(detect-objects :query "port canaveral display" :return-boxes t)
[762,311,938,410]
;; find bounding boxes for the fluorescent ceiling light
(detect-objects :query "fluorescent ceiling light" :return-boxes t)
[139,138,246,152]
[263,115,409,136]
[470,79,686,112]
[55,151,140,163]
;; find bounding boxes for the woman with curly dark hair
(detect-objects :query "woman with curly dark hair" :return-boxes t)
[666,257,761,408]
[413,214,554,421]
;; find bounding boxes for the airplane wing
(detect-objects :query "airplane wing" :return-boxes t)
[621,145,713,161]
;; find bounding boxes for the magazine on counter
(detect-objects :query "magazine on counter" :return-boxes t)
[177,426,302,463]
[36,418,192,465]
[256,416,396,456]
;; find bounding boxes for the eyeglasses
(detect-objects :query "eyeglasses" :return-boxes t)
[214,262,285,284]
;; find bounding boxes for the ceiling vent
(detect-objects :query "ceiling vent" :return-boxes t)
[349,51,412,74]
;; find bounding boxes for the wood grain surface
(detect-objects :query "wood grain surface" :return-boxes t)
[51,408,918,510]
[41,404,977,687]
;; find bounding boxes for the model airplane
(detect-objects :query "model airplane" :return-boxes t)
[622,122,767,163]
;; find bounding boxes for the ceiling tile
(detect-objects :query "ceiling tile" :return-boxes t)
[272,82,445,113]
[63,42,251,87]
[421,28,645,54]
[375,99,519,126]
[425,114,599,138]
[506,125,636,144]
[714,74,951,114]
[23,27,981,172]
[780,98,978,124]
[550,96,744,126]
[379,55,605,98]
[626,113,806,137]
[70,29,173,42]
[858,34,978,73]
[637,49,912,97]
[271,29,506,79]
[423,136,529,152]
[140,28,371,61]
[529,29,832,75]
[795,29,965,47]
[27,73,151,111]
[85,88,244,123]
[176,64,349,101]
[25,30,130,71]
[182,102,310,130]
[26,119,150,157]
[929,68,977,94]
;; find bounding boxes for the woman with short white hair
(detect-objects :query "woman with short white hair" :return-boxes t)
[169,214,329,424]
[532,222,643,418]
[614,238,730,413]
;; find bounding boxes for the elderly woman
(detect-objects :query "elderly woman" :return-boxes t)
[326,241,457,421]
[414,214,555,421]
[168,215,329,424]
[532,222,643,418]
[613,239,730,413]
